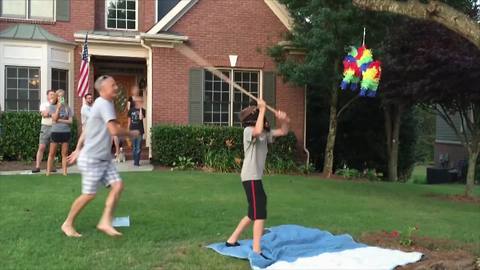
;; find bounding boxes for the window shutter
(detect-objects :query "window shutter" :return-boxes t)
[263,71,276,128]
[56,0,70,21]
[189,68,203,125]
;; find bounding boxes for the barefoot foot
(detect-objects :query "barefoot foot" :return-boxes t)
[61,223,82,237]
[96,224,122,237]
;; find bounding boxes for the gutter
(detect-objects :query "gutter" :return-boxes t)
[303,85,310,167]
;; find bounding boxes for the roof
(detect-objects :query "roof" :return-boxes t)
[147,0,293,34]
[0,24,75,45]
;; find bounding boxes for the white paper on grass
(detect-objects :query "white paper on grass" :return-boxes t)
[112,216,130,227]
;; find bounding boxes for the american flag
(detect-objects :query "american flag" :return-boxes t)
[77,34,89,97]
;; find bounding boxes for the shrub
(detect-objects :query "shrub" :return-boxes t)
[151,125,298,173]
[0,112,78,161]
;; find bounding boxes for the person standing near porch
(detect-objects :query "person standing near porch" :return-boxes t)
[47,89,73,176]
[81,93,94,127]
[128,98,145,167]
[32,90,57,173]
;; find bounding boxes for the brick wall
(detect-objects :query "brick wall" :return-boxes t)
[0,0,95,41]
[153,0,306,148]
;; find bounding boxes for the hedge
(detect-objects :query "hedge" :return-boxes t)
[0,112,78,161]
[151,125,298,173]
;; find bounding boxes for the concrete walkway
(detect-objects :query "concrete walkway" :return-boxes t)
[0,160,153,176]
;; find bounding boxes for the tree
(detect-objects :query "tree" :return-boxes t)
[382,19,480,195]
[352,0,480,49]
[356,0,479,194]
[270,0,388,177]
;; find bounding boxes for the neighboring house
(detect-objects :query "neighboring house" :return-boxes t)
[0,0,306,157]
[434,113,468,169]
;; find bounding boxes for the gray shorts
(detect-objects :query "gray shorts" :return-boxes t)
[39,125,52,145]
[78,157,122,194]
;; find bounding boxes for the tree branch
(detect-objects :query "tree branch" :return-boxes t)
[337,95,360,118]
[352,0,480,49]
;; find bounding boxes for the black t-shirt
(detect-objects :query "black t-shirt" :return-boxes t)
[128,107,146,134]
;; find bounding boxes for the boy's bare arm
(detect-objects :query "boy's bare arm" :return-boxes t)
[252,100,266,137]
[271,110,290,137]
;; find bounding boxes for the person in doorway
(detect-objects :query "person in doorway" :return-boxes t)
[128,98,146,166]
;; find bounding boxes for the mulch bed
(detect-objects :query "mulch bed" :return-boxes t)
[425,193,480,204]
[0,161,41,172]
[360,231,480,270]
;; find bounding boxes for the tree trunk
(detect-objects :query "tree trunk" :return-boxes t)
[465,148,478,197]
[352,0,480,50]
[384,104,403,181]
[323,88,338,178]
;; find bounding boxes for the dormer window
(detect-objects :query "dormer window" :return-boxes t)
[106,0,137,31]
[0,0,54,20]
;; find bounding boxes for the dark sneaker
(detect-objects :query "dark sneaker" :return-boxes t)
[32,168,40,173]
[225,241,240,247]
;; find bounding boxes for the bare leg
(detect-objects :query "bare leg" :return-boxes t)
[227,216,251,244]
[113,136,120,158]
[97,181,123,236]
[61,143,68,176]
[35,144,46,169]
[252,219,265,253]
[46,143,57,176]
[61,194,96,237]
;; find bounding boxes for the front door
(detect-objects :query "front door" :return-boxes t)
[113,75,137,128]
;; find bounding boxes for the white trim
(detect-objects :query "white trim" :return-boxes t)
[147,0,196,34]
[140,39,153,158]
[105,0,139,31]
[0,0,56,21]
[264,0,293,31]
[75,33,141,44]
[0,39,74,112]
[87,43,148,58]
[435,140,463,145]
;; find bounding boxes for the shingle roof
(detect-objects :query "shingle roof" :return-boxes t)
[0,24,74,45]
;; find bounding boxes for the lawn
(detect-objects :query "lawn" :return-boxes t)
[0,171,479,270]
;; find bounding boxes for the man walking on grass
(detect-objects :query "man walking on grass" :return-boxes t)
[62,75,138,237]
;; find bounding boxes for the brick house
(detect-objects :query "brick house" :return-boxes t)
[0,0,306,158]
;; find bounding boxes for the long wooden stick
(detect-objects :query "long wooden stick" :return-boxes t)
[176,44,277,113]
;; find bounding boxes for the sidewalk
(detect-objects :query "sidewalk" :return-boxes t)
[0,160,153,176]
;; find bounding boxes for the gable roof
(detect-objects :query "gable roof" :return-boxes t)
[147,0,293,34]
[0,23,75,45]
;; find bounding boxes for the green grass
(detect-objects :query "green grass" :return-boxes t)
[0,171,479,270]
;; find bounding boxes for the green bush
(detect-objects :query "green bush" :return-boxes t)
[151,125,298,173]
[0,112,78,161]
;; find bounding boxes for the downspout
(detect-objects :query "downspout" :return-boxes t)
[140,38,153,159]
[303,85,310,167]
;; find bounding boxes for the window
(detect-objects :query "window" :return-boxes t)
[203,69,260,126]
[0,0,54,20]
[51,68,68,104]
[106,0,137,30]
[5,66,41,112]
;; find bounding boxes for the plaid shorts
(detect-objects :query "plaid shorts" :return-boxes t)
[77,157,121,194]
